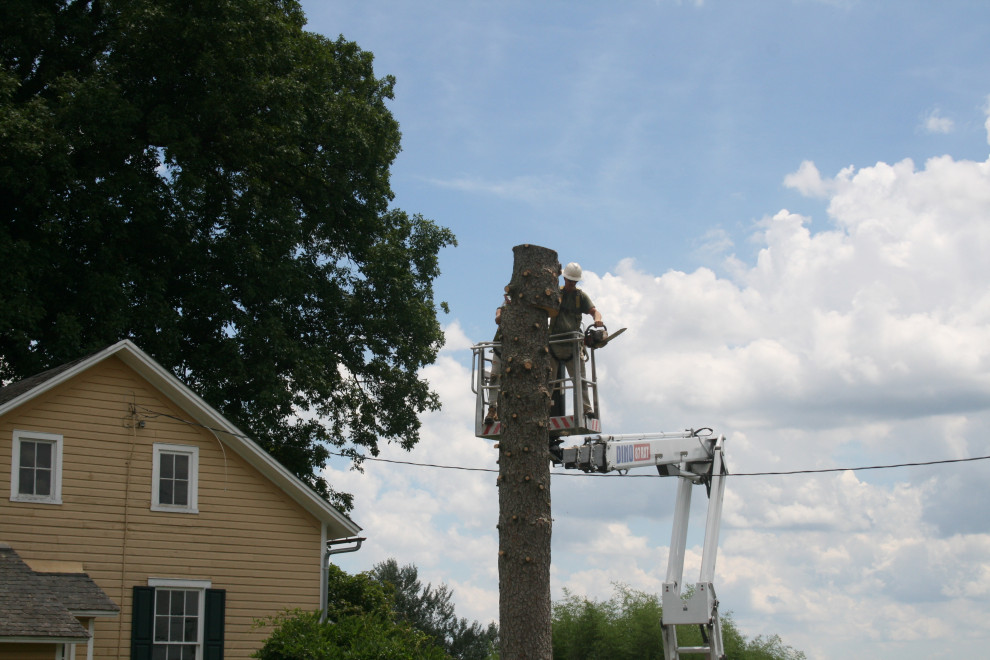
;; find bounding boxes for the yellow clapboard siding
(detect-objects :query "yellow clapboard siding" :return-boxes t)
[0,355,342,660]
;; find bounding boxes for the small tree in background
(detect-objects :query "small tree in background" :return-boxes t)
[552,586,663,659]
[370,559,499,660]
[551,583,806,660]
[253,565,447,660]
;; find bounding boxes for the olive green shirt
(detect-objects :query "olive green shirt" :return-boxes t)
[551,287,594,335]
[550,287,594,358]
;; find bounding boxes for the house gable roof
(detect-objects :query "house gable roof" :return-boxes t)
[0,544,93,643]
[34,572,121,616]
[0,340,361,538]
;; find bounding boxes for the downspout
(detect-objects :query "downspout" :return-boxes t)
[320,536,366,623]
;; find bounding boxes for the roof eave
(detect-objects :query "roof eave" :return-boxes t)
[0,635,91,644]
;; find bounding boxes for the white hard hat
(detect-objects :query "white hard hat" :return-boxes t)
[562,262,582,281]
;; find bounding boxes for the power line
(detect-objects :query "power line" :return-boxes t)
[137,404,990,478]
[331,452,499,473]
[327,450,990,477]
[727,454,990,476]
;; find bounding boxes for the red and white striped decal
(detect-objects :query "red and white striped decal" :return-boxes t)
[486,416,601,436]
[548,416,602,432]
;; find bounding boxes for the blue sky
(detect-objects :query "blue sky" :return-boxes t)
[301,2,990,658]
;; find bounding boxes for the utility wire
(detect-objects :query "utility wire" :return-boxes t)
[724,454,990,476]
[136,404,990,478]
[327,450,990,477]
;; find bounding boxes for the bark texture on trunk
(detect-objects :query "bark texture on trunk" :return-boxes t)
[498,244,560,660]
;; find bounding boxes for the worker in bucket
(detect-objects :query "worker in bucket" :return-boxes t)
[549,262,604,418]
[485,296,508,424]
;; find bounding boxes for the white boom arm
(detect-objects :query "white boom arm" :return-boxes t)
[554,430,728,660]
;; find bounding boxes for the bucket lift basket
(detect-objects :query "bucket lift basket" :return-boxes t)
[471,331,602,439]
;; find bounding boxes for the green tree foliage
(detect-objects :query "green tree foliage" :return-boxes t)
[552,584,805,660]
[721,624,808,660]
[0,0,455,512]
[253,565,448,660]
[552,586,664,659]
[370,559,499,660]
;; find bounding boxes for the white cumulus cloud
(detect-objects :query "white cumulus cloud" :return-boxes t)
[325,139,990,658]
[922,109,954,134]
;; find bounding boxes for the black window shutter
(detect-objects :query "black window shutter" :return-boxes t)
[204,588,226,660]
[131,586,155,660]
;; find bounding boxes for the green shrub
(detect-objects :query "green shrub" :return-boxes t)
[254,609,448,660]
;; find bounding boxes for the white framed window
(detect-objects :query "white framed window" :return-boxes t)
[148,579,211,660]
[151,444,199,513]
[10,430,63,504]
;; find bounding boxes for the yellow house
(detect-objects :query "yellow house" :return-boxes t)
[0,340,362,659]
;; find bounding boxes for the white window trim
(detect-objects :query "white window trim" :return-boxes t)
[10,429,63,504]
[148,578,212,589]
[151,443,199,513]
[147,578,212,660]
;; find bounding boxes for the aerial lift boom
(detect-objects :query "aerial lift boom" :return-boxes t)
[554,430,728,660]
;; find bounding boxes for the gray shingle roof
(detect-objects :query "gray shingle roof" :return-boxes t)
[0,544,117,642]
[0,349,101,406]
[35,573,120,615]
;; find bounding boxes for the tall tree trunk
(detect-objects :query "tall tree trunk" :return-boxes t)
[498,244,560,659]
